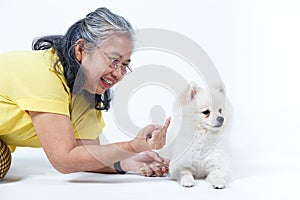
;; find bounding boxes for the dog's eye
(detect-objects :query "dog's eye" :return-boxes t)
[218,108,222,113]
[202,110,210,116]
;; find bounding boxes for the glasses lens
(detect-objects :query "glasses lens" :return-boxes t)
[111,59,121,69]
[110,58,132,74]
[122,66,129,74]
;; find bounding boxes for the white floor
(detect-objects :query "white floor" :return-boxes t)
[1,147,299,200]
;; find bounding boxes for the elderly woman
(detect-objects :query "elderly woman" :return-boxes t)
[0,7,170,180]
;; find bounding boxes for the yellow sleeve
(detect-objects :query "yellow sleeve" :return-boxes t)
[0,50,71,116]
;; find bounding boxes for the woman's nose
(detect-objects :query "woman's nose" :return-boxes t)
[111,67,123,80]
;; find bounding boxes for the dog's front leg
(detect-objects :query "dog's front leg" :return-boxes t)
[206,168,229,189]
[180,170,195,187]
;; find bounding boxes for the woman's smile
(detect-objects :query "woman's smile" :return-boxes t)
[100,76,116,88]
[96,76,117,94]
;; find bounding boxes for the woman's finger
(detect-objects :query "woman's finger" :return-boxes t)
[161,157,170,165]
[163,117,171,131]
[140,163,153,177]
[162,117,171,137]
[150,164,163,177]
[146,125,161,139]
[144,151,162,163]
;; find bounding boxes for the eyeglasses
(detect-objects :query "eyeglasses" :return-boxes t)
[103,51,132,75]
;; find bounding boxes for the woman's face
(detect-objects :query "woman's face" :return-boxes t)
[75,34,132,94]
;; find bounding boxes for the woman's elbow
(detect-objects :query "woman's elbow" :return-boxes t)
[55,166,75,174]
[50,159,79,174]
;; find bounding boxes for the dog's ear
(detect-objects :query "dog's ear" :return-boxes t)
[214,82,226,96]
[180,81,200,105]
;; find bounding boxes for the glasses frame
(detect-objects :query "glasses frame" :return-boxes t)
[102,51,132,75]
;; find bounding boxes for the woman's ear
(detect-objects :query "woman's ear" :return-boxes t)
[74,39,85,62]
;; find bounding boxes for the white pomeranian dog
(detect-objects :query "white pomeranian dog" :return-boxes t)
[160,81,231,189]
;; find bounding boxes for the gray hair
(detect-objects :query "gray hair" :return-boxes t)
[82,7,135,49]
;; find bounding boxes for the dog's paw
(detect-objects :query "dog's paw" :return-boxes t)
[210,179,226,189]
[212,182,226,189]
[180,174,195,187]
[206,169,228,189]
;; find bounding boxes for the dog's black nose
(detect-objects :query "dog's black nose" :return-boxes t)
[217,116,224,124]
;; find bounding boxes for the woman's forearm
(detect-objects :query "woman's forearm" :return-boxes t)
[87,166,117,174]
[29,112,168,174]
[58,141,137,173]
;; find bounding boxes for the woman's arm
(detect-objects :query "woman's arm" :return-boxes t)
[29,111,170,174]
[76,138,117,173]
[76,139,170,175]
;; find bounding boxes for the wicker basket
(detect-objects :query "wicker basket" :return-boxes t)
[0,140,12,180]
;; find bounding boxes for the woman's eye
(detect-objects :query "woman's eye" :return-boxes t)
[218,108,222,113]
[111,59,121,67]
[122,64,128,70]
[202,110,210,115]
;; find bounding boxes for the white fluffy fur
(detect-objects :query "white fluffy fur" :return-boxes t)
[160,82,231,189]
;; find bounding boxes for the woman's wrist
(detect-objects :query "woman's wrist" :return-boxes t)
[113,160,127,174]
[128,140,140,153]
[128,140,144,153]
[119,160,129,172]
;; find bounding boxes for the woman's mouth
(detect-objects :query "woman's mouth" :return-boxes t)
[100,77,115,89]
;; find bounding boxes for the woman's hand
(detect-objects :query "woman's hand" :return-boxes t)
[129,117,171,152]
[121,151,170,177]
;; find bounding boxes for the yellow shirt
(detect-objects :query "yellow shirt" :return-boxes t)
[0,49,105,152]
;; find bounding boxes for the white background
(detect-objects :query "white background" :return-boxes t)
[1,0,300,199]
